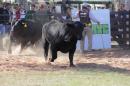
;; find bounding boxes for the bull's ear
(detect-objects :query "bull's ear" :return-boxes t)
[66,23,75,28]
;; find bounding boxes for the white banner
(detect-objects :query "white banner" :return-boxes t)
[77,9,111,50]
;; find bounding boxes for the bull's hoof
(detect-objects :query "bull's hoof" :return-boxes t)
[49,58,55,62]
[45,58,53,65]
[45,61,56,66]
[51,59,55,62]
[69,64,76,67]
[45,61,51,65]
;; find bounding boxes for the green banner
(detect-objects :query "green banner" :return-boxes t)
[92,24,109,34]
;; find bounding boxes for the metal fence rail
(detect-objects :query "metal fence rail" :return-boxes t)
[110,11,130,48]
[0,13,60,34]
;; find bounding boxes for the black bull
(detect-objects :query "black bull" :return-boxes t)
[42,20,84,67]
[8,19,43,53]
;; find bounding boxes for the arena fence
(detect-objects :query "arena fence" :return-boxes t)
[110,11,130,48]
[0,13,54,34]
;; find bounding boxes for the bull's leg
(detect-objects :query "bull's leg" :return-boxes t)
[43,40,49,61]
[69,45,76,67]
[50,46,57,62]
[20,41,28,53]
[8,35,13,54]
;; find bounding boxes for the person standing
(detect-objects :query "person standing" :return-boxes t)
[0,4,6,49]
[3,3,10,34]
[15,5,21,21]
[71,6,80,22]
[66,7,72,20]
[0,4,6,36]
[118,3,126,11]
[11,4,21,26]
[25,4,36,21]
[79,3,100,53]
[35,4,50,24]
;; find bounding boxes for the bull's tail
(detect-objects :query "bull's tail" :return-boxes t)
[43,40,49,61]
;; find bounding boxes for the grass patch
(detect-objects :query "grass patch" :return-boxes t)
[0,68,130,86]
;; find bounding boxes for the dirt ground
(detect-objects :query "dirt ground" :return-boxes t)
[0,47,130,73]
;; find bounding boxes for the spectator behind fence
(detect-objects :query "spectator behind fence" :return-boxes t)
[79,3,100,53]
[25,4,36,21]
[12,5,25,21]
[66,6,72,21]
[61,6,72,23]
[71,6,80,22]
[11,5,21,29]
[12,5,26,26]
[3,3,11,34]
[3,3,10,25]
[0,4,9,24]
[118,3,126,11]
[0,4,6,35]
[15,5,21,20]
[0,4,4,24]
[34,4,50,24]
[20,6,26,19]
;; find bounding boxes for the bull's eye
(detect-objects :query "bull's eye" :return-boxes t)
[24,23,27,28]
[22,22,27,28]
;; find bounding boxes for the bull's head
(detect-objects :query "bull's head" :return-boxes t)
[12,19,28,32]
[65,21,84,41]
[73,21,84,40]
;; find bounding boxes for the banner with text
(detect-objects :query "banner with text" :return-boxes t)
[77,9,111,50]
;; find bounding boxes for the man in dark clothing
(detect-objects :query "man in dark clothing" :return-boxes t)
[3,3,10,33]
[0,6,9,24]
[0,5,9,34]
[0,7,4,24]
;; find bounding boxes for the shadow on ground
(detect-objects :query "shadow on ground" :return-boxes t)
[0,48,130,75]
[77,49,130,58]
[12,62,130,75]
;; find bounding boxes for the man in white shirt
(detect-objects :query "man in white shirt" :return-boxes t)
[79,3,100,53]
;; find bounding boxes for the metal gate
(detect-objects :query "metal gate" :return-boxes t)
[110,11,130,48]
